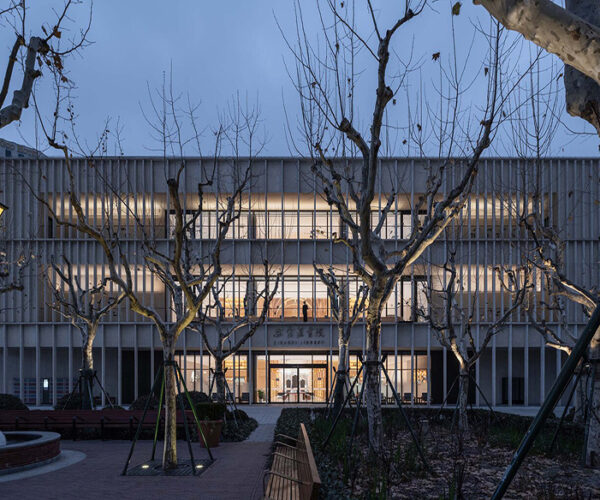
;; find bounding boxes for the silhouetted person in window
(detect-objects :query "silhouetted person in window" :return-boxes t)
[302,301,309,322]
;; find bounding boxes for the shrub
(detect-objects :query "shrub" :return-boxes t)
[177,391,209,409]
[54,393,82,410]
[225,408,250,422]
[274,408,314,439]
[129,393,159,410]
[0,393,28,410]
[222,417,258,442]
[195,402,226,421]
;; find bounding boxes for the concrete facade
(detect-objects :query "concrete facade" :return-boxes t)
[0,157,597,408]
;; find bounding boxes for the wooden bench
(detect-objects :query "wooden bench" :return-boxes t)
[263,423,321,500]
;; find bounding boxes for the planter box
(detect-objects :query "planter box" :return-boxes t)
[197,420,223,448]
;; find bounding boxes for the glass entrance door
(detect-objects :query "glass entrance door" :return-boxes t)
[268,363,328,403]
[312,367,327,402]
[298,368,312,402]
[285,367,299,403]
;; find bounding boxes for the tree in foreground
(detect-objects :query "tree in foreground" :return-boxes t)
[196,263,280,403]
[503,61,600,465]
[285,0,507,452]
[46,256,125,409]
[315,265,367,415]
[34,132,251,469]
[26,68,262,468]
[520,214,600,465]
[0,0,91,129]
[475,0,600,133]
[116,90,262,469]
[420,247,530,445]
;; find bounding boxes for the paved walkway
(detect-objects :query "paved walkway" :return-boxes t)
[244,405,284,424]
[0,439,271,500]
[245,405,282,443]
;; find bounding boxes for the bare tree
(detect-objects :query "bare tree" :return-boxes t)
[29,135,251,470]
[118,90,261,468]
[421,249,530,442]
[133,164,248,469]
[196,262,280,403]
[46,256,125,409]
[474,0,600,134]
[22,65,263,468]
[519,213,600,465]
[315,265,367,415]
[0,0,91,129]
[0,206,34,307]
[0,246,28,295]
[520,218,598,355]
[499,56,600,464]
[284,0,507,452]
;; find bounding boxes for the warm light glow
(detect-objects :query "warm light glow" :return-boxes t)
[141,464,150,469]
[0,202,7,218]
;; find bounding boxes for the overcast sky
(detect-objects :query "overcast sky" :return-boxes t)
[1,1,598,157]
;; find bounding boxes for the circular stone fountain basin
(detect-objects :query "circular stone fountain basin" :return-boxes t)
[0,432,61,474]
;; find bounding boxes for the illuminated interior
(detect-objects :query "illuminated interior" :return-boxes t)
[253,352,428,404]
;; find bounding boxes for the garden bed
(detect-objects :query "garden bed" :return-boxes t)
[221,415,258,442]
[273,408,600,499]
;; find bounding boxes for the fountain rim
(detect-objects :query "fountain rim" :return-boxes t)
[0,431,60,450]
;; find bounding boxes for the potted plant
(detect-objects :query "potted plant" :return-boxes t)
[257,389,265,403]
[195,402,225,448]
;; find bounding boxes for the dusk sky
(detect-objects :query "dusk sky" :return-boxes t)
[1,1,598,157]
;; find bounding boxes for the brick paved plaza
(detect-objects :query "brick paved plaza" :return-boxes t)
[0,407,282,499]
[1,438,272,499]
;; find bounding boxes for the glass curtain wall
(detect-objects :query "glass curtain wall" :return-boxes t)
[175,352,249,402]
[166,206,430,241]
[186,273,426,322]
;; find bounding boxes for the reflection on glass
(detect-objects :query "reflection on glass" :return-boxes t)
[256,355,267,403]
[175,352,248,402]
[313,367,327,402]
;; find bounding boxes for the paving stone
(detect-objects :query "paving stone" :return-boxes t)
[247,424,275,442]
[0,439,272,500]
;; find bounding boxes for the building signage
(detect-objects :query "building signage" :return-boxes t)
[271,325,327,347]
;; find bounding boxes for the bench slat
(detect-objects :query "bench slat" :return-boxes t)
[264,423,320,500]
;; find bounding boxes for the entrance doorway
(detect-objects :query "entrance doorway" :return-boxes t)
[269,363,327,403]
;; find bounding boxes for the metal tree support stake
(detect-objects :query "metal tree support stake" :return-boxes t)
[122,359,214,476]
[492,305,600,500]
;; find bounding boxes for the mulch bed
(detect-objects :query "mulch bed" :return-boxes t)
[348,426,600,499]
[277,408,600,498]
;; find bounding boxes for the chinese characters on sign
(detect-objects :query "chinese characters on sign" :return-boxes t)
[271,325,327,346]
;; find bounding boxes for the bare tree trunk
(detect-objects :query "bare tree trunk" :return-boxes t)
[365,297,384,453]
[585,329,600,467]
[564,0,600,134]
[333,332,349,416]
[575,371,586,424]
[214,355,226,404]
[163,343,178,470]
[82,326,95,372]
[81,324,96,410]
[458,369,470,439]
